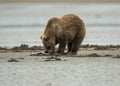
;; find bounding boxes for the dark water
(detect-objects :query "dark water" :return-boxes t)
[0,3,120,47]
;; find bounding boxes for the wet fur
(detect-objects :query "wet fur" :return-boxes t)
[41,14,86,54]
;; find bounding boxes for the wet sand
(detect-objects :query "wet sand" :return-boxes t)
[0,0,120,3]
[0,45,120,86]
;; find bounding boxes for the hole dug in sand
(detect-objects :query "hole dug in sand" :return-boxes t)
[43,56,61,62]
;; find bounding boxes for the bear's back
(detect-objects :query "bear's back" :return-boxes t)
[60,14,85,31]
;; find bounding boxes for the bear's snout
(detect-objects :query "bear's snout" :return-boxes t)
[44,49,55,55]
[44,50,48,53]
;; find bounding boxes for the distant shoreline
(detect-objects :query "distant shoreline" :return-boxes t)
[0,0,120,3]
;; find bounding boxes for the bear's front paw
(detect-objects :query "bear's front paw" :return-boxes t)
[57,51,64,55]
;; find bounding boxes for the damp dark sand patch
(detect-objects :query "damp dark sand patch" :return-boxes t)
[81,44,120,48]
[66,53,112,57]
[74,53,113,57]
[30,52,49,56]
[30,52,66,61]
[81,44,120,50]
[30,52,113,58]
[94,46,109,50]
[0,44,120,52]
[83,53,102,57]
[0,44,44,52]
[112,55,120,58]
[7,57,25,62]
[43,56,62,62]
[11,44,43,51]
[104,54,113,57]
[7,58,19,62]
[0,44,119,62]
[79,53,112,57]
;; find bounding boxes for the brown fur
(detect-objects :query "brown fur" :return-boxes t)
[41,14,86,54]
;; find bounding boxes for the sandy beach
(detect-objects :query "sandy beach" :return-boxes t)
[0,0,120,3]
[0,3,120,86]
[0,45,120,86]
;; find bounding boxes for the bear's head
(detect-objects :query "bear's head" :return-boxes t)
[40,17,61,54]
[40,34,55,54]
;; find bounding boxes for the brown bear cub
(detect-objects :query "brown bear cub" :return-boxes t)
[40,14,86,55]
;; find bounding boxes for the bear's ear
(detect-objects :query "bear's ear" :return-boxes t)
[41,35,49,41]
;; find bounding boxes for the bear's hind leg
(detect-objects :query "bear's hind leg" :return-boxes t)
[71,34,83,54]
[71,39,80,55]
